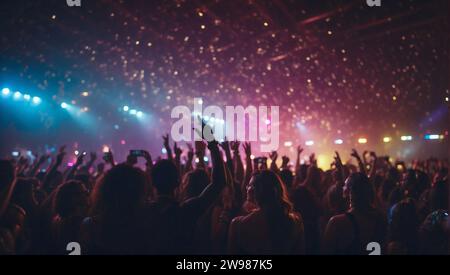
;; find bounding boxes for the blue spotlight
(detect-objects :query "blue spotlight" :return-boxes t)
[23,94,31,101]
[61,102,69,109]
[13,91,22,100]
[136,111,143,118]
[123,106,129,112]
[2,88,11,96]
[129,109,137,115]
[32,97,42,105]
[424,134,440,140]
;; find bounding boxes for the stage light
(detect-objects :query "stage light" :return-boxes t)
[136,111,143,118]
[383,137,392,143]
[82,91,89,97]
[123,106,129,112]
[284,141,293,147]
[102,145,110,153]
[120,140,126,145]
[305,140,314,146]
[439,135,445,140]
[61,102,69,109]
[2,88,11,96]
[358,138,367,144]
[32,97,42,105]
[11,151,19,157]
[265,119,271,125]
[334,139,343,145]
[74,150,80,156]
[162,148,167,154]
[203,156,209,162]
[13,91,22,100]
[23,94,31,101]
[424,134,440,140]
[129,109,137,115]
[250,155,255,160]
[401,135,412,141]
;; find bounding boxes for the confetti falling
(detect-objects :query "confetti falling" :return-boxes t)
[0,0,448,159]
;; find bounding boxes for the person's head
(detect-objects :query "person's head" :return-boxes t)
[344,172,374,211]
[91,164,149,218]
[181,169,209,200]
[53,180,89,219]
[305,165,321,184]
[248,170,294,214]
[151,159,179,196]
[388,198,419,245]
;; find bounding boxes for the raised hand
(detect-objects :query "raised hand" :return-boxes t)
[219,138,230,153]
[173,142,182,157]
[269,151,278,162]
[143,150,152,163]
[281,156,290,168]
[309,153,317,165]
[351,149,361,160]
[370,151,377,159]
[195,140,207,156]
[75,152,86,166]
[56,147,66,165]
[297,145,304,156]
[187,143,194,161]
[143,150,153,170]
[242,142,252,158]
[334,151,343,168]
[162,134,170,149]
[38,154,50,164]
[230,141,240,153]
[194,116,217,146]
[351,148,366,174]
[59,145,66,154]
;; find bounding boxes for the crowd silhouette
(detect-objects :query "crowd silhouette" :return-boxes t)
[0,124,448,255]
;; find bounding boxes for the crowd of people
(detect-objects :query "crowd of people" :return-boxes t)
[0,127,448,255]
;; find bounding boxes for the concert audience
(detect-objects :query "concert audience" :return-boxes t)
[0,130,448,255]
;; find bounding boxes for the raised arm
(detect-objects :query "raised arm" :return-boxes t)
[162,134,173,162]
[351,149,366,175]
[231,141,244,184]
[269,151,279,173]
[242,142,253,188]
[295,145,303,171]
[183,143,194,174]
[182,120,226,213]
[173,142,182,176]
[65,153,85,181]
[27,154,49,177]
[220,139,234,179]
[334,151,345,184]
